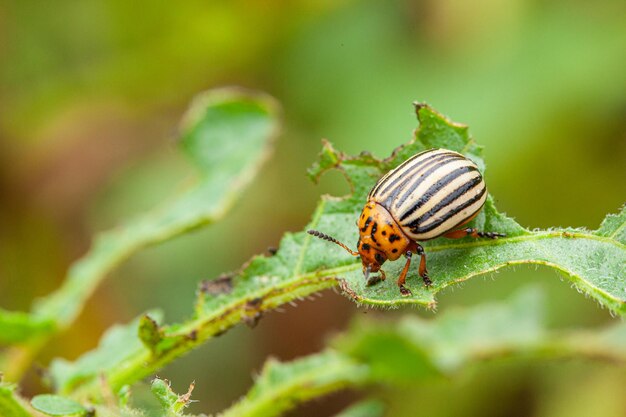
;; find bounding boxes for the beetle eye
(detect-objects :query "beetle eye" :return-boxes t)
[375,253,385,264]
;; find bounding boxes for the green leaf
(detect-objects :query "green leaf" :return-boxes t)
[30,395,86,416]
[34,87,281,327]
[336,287,547,381]
[150,378,194,416]
[303,104,625,313]
[336,286,626,383]
[49,311,162,395]
[219,287,626,417]
[0,383,34,417]
[219,351,370,417]
[595,203,626,244]
[138,314,164,352]
[332,400,386,417]
[0,308,55,345]
[1,88,280,381]
[150,379,179,412]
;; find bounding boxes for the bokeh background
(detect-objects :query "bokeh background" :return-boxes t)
[1,0,625,416]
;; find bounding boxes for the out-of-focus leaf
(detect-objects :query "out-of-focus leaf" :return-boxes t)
[332,400,386,417]
[34,88,281,327]
[219,351,369,417]
[336,287,626,383]
[49,312,162,395]
[336,287,546,382]
[1,88,280,381]
[0,383,33,417]
[30,395,86,416]
[217,286,626,417]
[0,309,55,345]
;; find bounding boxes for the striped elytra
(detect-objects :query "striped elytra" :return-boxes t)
[308,147,504,296]
[368,148,487,240]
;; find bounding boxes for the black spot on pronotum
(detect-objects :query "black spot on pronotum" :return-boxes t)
[361,243,371,251]
[370,222,379,243]
[382,230,387,236]
[389,234,401,242]
[361,216,373,232]
[392,248,398,253]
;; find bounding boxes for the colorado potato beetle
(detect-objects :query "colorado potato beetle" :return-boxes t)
[308,148,505,296]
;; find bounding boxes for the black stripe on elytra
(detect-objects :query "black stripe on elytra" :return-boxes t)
[369,149,438,197]
[410,186,487,234]
[360,216,373,232]
[377,152,458,200]
[394,162,476,213]
[373,151,457,200]
[380,153,463,208]
[401,171,483,224]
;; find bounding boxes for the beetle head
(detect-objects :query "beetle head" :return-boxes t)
[356,236,387,273]
[356,202,410,263]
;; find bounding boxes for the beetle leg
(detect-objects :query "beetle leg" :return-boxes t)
[444,228,506,239]
[415,244,432,286]
[397,251,412,296]
[365,266,386,286]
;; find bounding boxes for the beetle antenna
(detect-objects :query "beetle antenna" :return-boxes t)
[307,230,359,256]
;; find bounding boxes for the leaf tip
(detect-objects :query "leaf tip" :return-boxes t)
[413,102,468,130]
[138,314,163,351]
[307,139,342,183]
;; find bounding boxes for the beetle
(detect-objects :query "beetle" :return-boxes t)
[308,148,505,296]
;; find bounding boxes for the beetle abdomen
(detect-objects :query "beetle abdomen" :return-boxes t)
[368,148,487,240]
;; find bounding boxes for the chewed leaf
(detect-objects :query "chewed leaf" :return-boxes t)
[595,204,626,245]
[51,102,626,402]
[303,104,624,311]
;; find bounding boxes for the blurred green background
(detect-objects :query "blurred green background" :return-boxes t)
[1,0,625,416]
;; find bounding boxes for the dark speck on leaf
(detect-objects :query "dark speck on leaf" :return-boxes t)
[244,298,264,328]
[200,274,233,295]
